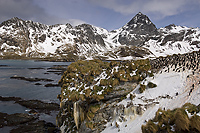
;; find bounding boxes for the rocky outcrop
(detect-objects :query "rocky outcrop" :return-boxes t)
[10,76,54,82]
[57,50,200,132]
[56,59,153,132]
[0,112,36,127]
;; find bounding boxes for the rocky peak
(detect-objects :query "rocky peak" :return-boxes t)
[117,12,158,46]
[65,23,73,29]
[123,12,158,35]
[0,17,48,32]
[164,24,176,30]
[127,12,152,26]
[75,24,94,31]
[0,17,24,27]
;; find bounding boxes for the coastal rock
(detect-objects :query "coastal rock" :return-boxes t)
[0,96,60,114]
[0,112,36,127]
[10,120,60,133]
[10,76,54,82]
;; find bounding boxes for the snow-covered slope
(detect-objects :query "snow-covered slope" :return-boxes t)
[101,51,200,132]
[144,24,200,57]
[0,13,199,60]
[102,69,200,133]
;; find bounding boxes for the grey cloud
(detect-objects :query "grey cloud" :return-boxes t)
[88,0,200,18]
[0,0,44,22]
[0,0,75,25]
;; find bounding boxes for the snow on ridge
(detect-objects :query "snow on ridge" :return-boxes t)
[159,25,190,34]
[0,16,199,59]
[144,25,200,58]
[144,40,199,57]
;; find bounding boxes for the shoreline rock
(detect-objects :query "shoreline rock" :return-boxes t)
[0,96,61,132]
[0,96,60,114]
[10,76,54,82]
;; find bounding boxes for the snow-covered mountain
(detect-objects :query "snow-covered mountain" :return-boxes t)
[0,13,199,60]
[0,17,116,60]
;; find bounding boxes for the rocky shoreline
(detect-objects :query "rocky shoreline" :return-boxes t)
[0,96,60,132]
[0,61,71,132]
[8,64,68,88]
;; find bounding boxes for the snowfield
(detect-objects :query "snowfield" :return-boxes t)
[102,69,200,133]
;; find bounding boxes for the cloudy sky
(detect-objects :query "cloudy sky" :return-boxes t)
[0,0,200,30]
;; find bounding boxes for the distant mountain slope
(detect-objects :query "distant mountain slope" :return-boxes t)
[144,24,200,57]
[0,13,199,60]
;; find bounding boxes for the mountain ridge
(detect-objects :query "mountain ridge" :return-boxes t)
[0,12,199,61]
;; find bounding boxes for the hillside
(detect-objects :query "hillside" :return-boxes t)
[57,51,200,132]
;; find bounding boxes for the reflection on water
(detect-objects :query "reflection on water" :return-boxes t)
[0,126,14,133]
[0,60,71,103]
[0,101,27,114]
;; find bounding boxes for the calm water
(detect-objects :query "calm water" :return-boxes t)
[0,60,71,118]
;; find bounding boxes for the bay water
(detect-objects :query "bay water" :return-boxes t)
[0,60,71,130]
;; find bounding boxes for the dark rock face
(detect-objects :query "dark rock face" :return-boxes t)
[160,32,185,46]
[164,24,176,30]
[75,24,106,47]
[126,12,158,35]
[117,12,158,46]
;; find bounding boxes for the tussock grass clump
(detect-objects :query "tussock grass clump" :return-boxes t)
[89,104,100,114]
[86,122,94,130]
[190,114,200,132]
[147,82,157,88]
[174,109,190,131]
[183,103,199,114]
[142,120,158,133]
[142,103,200,133]
[139,84,146,93]
[130,93,136,100]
